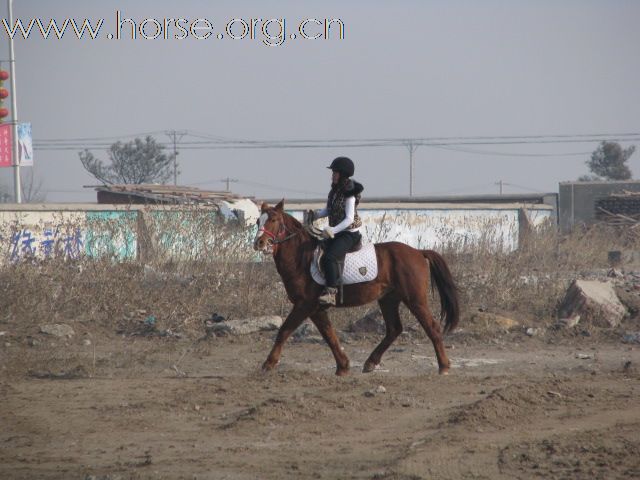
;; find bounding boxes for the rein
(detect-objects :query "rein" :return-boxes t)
[259,225,297,245]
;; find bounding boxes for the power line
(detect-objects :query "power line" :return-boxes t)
[405,141,418,197]
[165,130,186,185]
[34,130,640,144]
[237,179,325,196]
[37,130,167,143]
[190,176,325,196]
[430,144,593,157]
[501,182,546,193]
[33,136,640,152]
[425,182,497,196]
[30,130,640,197]
[219,177,238,192]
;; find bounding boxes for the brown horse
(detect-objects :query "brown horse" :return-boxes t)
[253,200,460,376]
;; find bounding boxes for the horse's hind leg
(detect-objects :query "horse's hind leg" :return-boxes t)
[406,302,450,374]
[309,310,350,376]
[363,294,403,373]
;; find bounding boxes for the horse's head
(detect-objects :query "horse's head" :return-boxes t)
[253,199,289,254]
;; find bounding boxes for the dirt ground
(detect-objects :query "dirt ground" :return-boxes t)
[1,321,639,480]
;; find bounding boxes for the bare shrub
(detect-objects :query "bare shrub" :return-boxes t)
[0,205,284,338]
[443,221,637,321]
[1,204,633,343]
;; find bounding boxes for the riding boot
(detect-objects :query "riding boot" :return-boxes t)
[318,286,338,306]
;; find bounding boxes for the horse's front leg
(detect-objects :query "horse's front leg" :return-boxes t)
[262,305,312,372]
[309,310,350,376]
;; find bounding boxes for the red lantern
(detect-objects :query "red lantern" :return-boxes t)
[0,71,8,81]
[0,88,7,99]
[0,108,9,118]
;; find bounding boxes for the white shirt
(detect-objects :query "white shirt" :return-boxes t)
[315,196,359,236]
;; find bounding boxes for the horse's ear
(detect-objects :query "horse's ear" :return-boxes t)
[275,199,285,211]
[261,202,270,213]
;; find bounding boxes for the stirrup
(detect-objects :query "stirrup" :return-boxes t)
[318,287,337,306]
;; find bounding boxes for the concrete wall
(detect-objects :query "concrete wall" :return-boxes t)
[286,202,553,252]
[558,181,640,232]
[0,204,251,263]
[0,202,553,263]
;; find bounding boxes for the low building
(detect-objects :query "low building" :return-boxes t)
[559,180,640,232]
[93,184,260,226]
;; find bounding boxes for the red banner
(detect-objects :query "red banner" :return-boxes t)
[0,124,12,167]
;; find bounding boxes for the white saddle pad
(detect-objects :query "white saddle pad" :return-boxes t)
[310,242,378,286]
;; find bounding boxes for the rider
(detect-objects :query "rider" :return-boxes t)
[313,157,364,306]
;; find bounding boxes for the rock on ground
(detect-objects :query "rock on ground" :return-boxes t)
[469,312,519,331]
[211,316,283,336]
[557,280,627,328]
[39,324,75,338]
[349,309,386,334]
[292,322,324,343]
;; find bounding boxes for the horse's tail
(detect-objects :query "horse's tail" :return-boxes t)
[421,250,460,334]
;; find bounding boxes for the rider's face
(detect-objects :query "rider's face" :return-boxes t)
[331,171,340,185]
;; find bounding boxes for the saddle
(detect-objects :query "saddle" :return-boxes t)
[304,216,377,286]
[310,242,378,286]
[319,237,363,254]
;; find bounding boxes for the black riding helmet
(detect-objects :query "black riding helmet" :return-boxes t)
[327,157,355,178]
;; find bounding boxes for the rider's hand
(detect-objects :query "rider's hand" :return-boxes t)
[305,209,316,224]
[322,227,334,239]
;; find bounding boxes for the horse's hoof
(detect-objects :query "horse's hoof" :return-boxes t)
[439,367,450,375]
[335,368,350,377]
[362,362,377,373]
[261,362,275,373]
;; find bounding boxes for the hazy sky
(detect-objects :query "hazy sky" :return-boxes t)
[1,0,639,202]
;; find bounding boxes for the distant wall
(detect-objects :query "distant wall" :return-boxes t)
[0,205,250,264]
[559,181,640,232]
[1,202,554,263]
[287,203,553,251]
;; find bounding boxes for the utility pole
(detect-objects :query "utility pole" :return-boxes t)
[165,130,186,185]
[220,177,238,192]
[496,180,503,195]
[8,0,20,203]
[405,141,418,197]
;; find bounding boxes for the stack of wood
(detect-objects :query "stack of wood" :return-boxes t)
[596,191,640,227]
[94,184,253,205]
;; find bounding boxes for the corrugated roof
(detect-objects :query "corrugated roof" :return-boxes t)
[94,184,251,204]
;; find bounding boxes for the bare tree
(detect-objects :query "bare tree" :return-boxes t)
[79,136,175,185]
[21,169,46,203]
[0,182,11,203]
[0,172,45,202]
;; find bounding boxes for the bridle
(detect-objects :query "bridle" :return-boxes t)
[259,226,297,244]
[257,217,297,252]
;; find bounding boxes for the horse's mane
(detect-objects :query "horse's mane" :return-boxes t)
[280,209,318,246]
[282,210,305,233]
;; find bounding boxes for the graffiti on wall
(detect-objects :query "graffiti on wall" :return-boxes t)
[1,208,247,263]
[1,204,552,263]
[7,226,84,261]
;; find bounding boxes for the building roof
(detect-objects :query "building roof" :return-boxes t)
[282,201,554,211]
[267,193,557,205]
[559,180,640,186]
[0,203,219,212]
[94,184,250,205]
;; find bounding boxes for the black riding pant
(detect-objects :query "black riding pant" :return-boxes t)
[322,231,362,288]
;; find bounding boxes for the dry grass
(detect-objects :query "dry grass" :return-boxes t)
[443,222,636,322]
[1,210,635,379]
[0,208,634,340]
